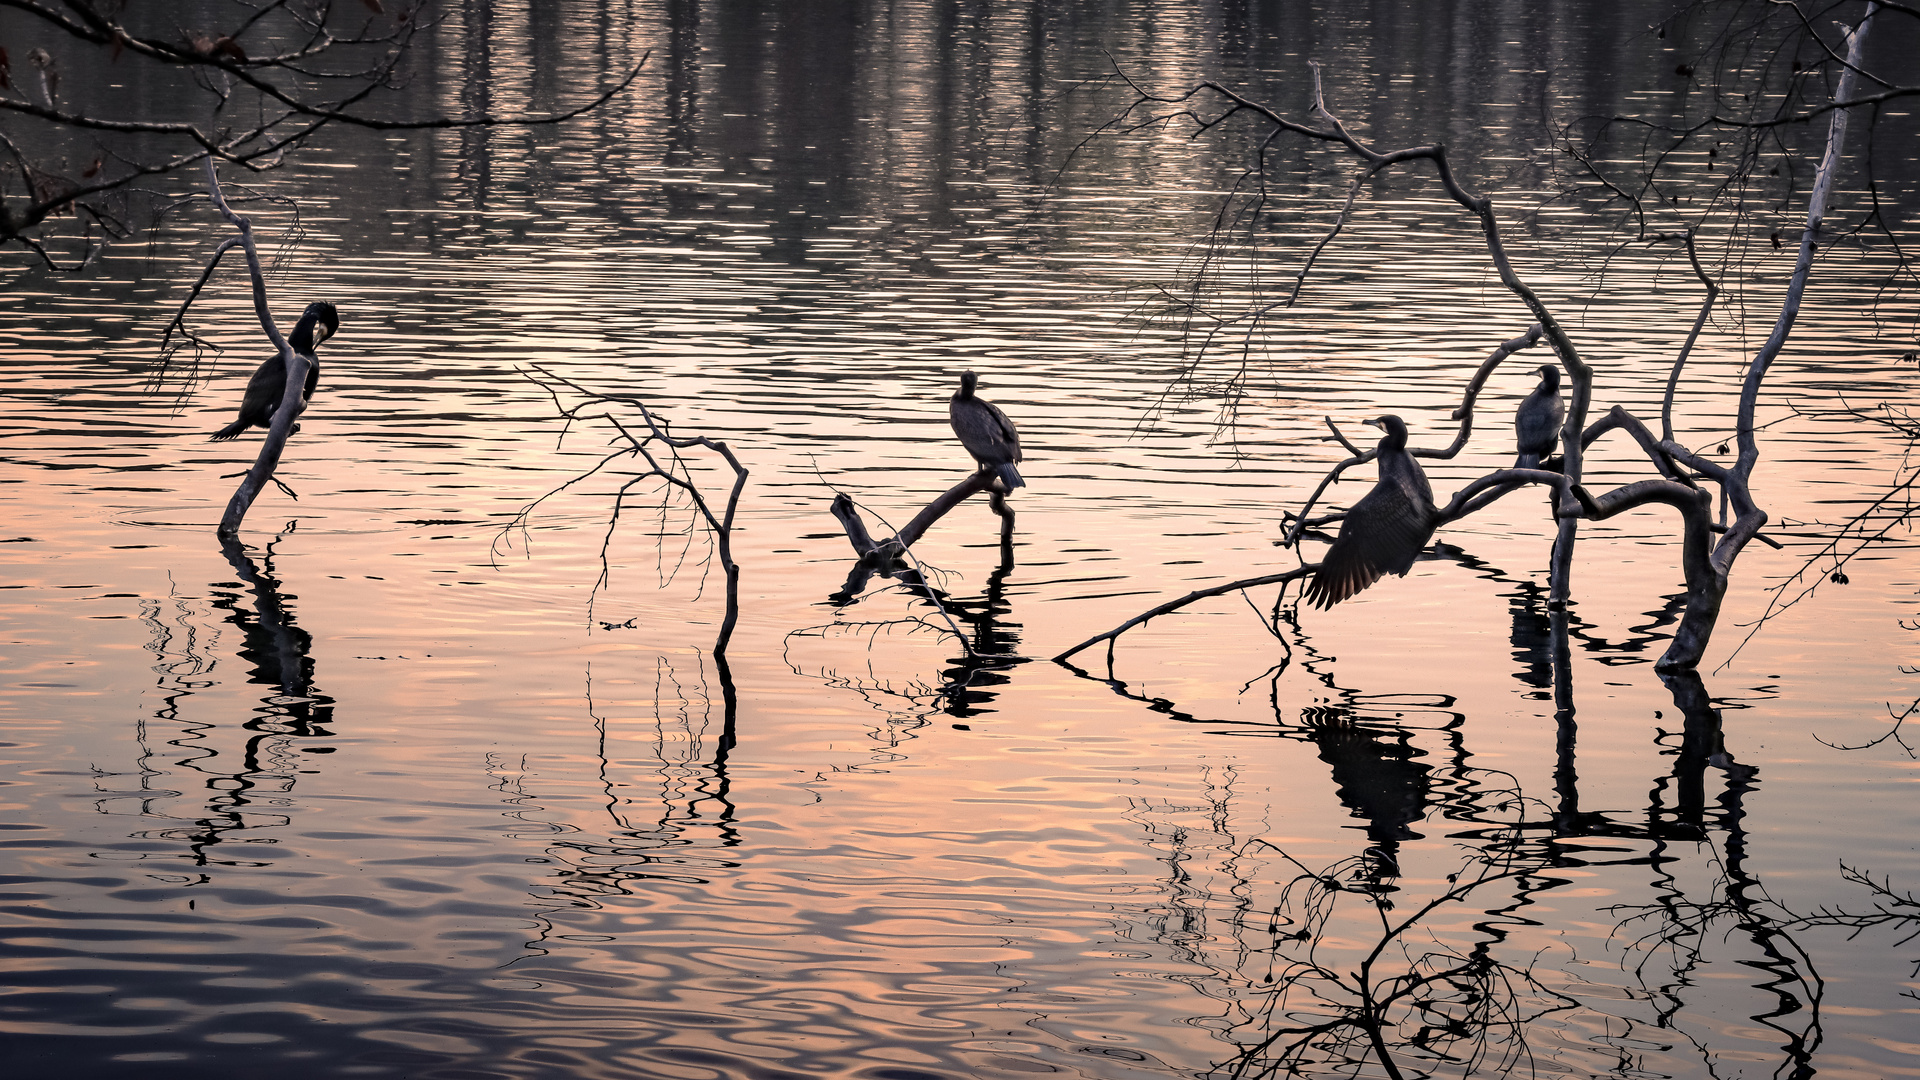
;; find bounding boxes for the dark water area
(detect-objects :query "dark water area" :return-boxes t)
[3,2,1920,1078]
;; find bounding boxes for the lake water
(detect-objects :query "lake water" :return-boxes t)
[4,2,1919,1077]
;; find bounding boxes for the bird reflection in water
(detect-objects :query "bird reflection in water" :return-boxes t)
[1057,543,1825,1080]
[1296,707,1433,874]
[119,529,334,872]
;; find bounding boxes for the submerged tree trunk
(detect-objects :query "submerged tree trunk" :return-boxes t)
[218,353,310,539]
[1655,3,1879,670]
[200,159,300,540]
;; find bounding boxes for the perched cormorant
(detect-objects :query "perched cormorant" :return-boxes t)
[949,371,1025,489]
[209,302,339,442]
[1514,363,1563,468]
[1302,415,1438,609]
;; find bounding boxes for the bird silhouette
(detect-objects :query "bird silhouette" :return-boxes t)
[1303,415,1437,609]
[1514,364,1563,468]
[210,302,338,441]
[949,371,1024,489]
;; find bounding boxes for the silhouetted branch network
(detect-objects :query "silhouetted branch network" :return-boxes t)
[502,366,746,656]
[0,2,646,268]
[1815,693,1920,757]
[1220,836,1579,1080]
[1056,326,1596,665]
[1068,4,1893,671]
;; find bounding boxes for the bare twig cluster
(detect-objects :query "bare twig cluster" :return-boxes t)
[0,2,644,267]
[504,366,747,656]
[1222,840,1576,1080]
[1061,4,1891,672]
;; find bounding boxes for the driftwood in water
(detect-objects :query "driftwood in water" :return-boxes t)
[830,470,1015,568]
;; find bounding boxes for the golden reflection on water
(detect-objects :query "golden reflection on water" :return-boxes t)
[3,1,1920,1077]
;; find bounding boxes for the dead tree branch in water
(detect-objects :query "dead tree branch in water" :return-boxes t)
[1054,568,1314,665]
[1,2,645,268]
[818,452,1024,655]
[1083,3,1890,671]
[1058,327,1594,665]
[819,479,978,652]
[206,160,304,540]
[829,472,1016,570]
[503,366,747,657]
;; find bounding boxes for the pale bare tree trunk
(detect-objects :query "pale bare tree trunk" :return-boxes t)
[1655,2,1880,670]
[200,159,304,540]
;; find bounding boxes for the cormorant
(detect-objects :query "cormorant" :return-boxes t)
[209,302,339,441]
[1514,363,1563,468]
[1303,415,1437,609]
[949,371,1025,489]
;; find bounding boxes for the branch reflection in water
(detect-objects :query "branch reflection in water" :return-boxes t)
[517,654,743,951]
[119,530,336,876]
[790,535,1029,742]
[1057,544,1836,1079]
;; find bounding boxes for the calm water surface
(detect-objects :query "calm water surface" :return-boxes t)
[4,2,1920,1077]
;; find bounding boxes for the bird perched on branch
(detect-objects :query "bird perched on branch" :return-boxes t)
[1303,415,1437,609]
[209,302,339,441]
[949,370,1025,490]
[1515,363,1563,468]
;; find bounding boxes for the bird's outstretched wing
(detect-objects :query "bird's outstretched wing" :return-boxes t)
[1303,484,1434,608]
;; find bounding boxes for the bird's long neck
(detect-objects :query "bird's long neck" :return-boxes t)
[289,313,321,356]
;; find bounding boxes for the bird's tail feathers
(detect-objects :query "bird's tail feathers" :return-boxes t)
[997,463,1026,490]
[209,421,247,441]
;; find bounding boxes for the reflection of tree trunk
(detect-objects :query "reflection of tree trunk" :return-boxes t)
[705,652,739,823]
[165,534,333,866]
[218,535,326,712]
[589,653,738,845]
[664,0,699,169]
[1656,668,1821,1072]
[1659,670,1752,829]
[1550,606,1578,828]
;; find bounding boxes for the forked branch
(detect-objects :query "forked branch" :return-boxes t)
[506,367,748,656]
[207,160,300,540]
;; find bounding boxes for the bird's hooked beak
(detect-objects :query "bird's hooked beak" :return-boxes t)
[1362,417,1384,430]
[304,302,340,348]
